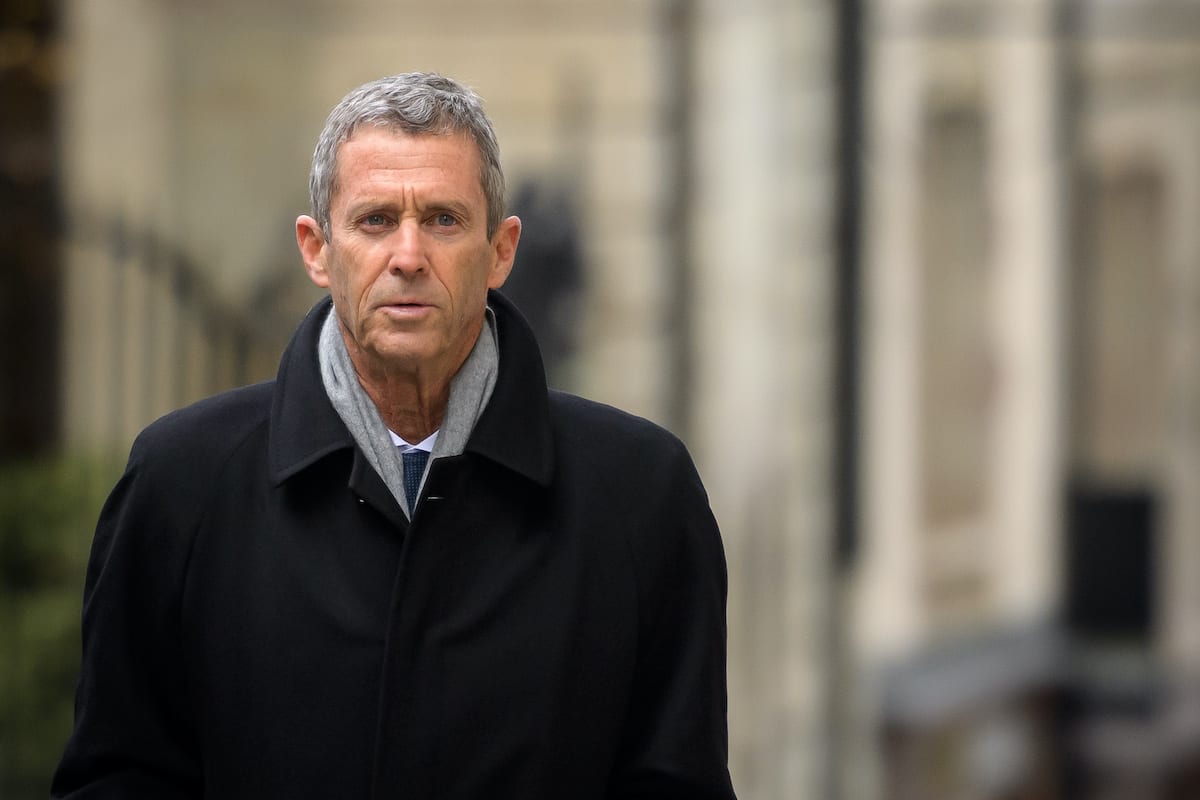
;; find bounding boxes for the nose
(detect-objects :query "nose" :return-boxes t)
[386,219,426,276]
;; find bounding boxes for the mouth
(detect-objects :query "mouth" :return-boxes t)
[379,298,429,308]
[379,301,432,319]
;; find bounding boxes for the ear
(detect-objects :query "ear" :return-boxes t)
[296,215,331,288]
[486,215,522,290]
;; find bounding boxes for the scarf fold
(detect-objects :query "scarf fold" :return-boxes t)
[318,306,499,519]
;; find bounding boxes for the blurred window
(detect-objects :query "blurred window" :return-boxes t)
[919,106,993,632]
[1072,166,1167,484]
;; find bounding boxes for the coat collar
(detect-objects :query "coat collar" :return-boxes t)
[268,291,554,488]
[467,290,555,486]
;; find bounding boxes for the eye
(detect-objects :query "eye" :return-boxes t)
[362,213,390,228]
[433,212,458,227]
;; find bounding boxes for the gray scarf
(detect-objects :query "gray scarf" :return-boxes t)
[318,305,499,519]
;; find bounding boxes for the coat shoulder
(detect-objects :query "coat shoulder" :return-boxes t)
[130,381,274,473]
[545,390,706,506]
[547,390,691,463]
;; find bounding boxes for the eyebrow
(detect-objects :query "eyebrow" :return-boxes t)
[343,197,474,221]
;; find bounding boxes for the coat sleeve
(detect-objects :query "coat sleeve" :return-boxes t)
[607,440,737,800]
[51,435,202,799]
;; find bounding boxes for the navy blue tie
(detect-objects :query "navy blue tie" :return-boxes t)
[402,449,430,515]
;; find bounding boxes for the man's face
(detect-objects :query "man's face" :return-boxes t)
[297,127,520,379]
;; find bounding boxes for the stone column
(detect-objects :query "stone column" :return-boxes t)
[688,1,836,797]
[1159,86,1200,682]
[984,1,1065,627]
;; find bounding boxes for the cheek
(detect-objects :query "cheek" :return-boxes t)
[328,257,370,307]
[327,270,352,307]
[467,249,499,291]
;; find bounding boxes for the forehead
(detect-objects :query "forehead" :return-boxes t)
[333,127,482,199]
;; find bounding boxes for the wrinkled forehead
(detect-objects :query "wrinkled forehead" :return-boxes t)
[328,127,486,211]
[332,124,482,189]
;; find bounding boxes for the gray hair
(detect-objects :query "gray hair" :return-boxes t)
[309,72,506,239]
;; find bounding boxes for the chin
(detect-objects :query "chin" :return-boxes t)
[371,347,427,369]
[368,339,436,371]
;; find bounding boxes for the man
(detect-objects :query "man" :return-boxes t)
[53,72,735,799]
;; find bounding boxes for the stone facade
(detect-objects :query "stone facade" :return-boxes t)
[855,1,1200,798]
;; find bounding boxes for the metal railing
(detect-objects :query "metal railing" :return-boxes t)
[61,213,299,452]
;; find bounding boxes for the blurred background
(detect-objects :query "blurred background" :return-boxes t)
[3,0,1199,797]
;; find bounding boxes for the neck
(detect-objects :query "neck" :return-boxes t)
[338,324,482,444]
[359,375,448,443]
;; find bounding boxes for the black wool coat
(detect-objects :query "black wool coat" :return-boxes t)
[53,292,736,799]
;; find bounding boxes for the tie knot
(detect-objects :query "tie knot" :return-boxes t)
[402,449,430,515]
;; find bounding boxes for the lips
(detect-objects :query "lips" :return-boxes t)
[380,300,429,309]
[377,301,433,321]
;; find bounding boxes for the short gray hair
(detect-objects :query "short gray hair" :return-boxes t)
[309,72,506,239]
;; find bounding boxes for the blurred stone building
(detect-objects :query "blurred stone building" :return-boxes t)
[10,0,1200,798]
[857,1,1200,799]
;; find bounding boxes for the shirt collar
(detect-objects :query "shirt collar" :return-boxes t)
[388,429,438,452]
